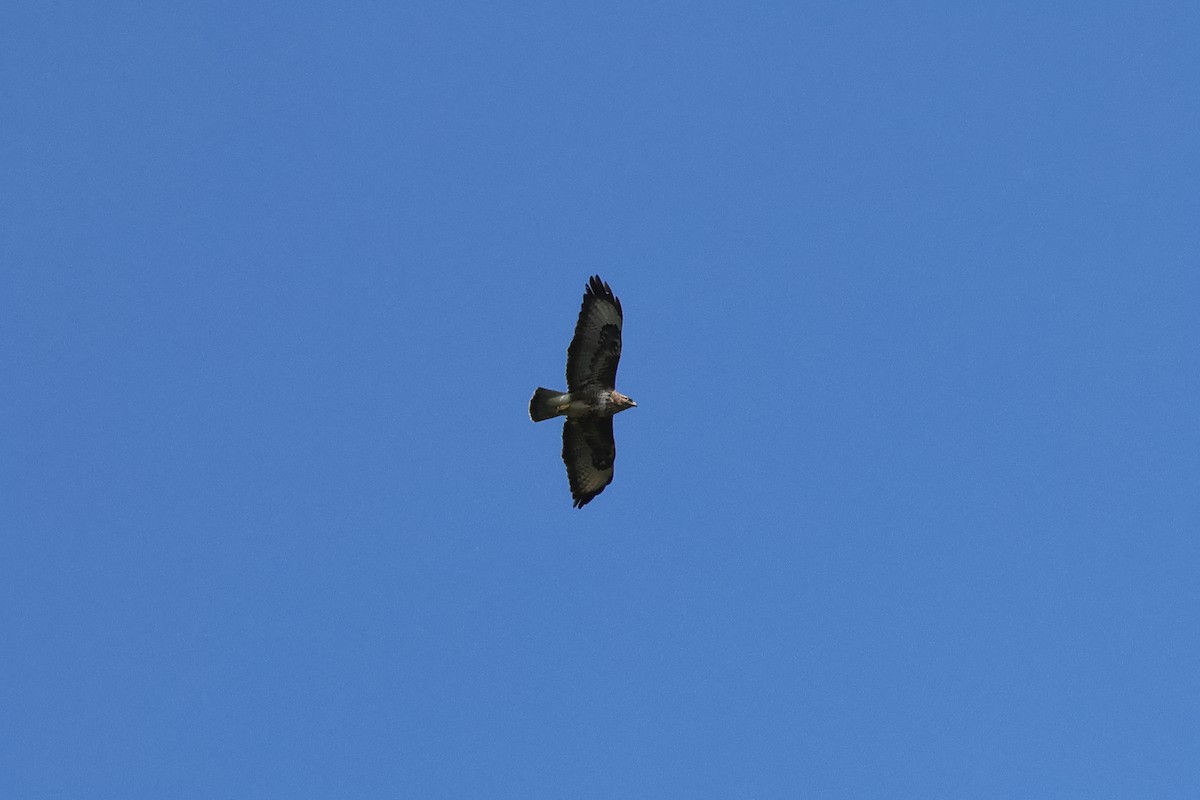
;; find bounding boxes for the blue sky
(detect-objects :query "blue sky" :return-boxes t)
[3,2,1198,797]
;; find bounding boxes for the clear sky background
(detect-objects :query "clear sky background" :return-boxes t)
[3,2,1198,797]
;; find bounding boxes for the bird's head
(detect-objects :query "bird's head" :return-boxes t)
[611,391,637,413]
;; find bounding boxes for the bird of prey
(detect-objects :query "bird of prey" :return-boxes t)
[530,275,637,508]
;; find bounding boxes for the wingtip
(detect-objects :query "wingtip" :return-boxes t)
[583,275,621,316]
[570,485,606,508]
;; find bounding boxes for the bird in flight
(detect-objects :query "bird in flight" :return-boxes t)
[530,276,637,507]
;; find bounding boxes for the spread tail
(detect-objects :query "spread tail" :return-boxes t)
[529,388,564,422]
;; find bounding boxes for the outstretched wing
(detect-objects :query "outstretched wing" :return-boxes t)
[562,417,616,508]
[565,275,623,392]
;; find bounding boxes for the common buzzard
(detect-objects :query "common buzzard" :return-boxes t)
[530,276,636,508]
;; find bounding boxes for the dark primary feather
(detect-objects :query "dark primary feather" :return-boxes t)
[565,275,623,392]
[562,416,616,508]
